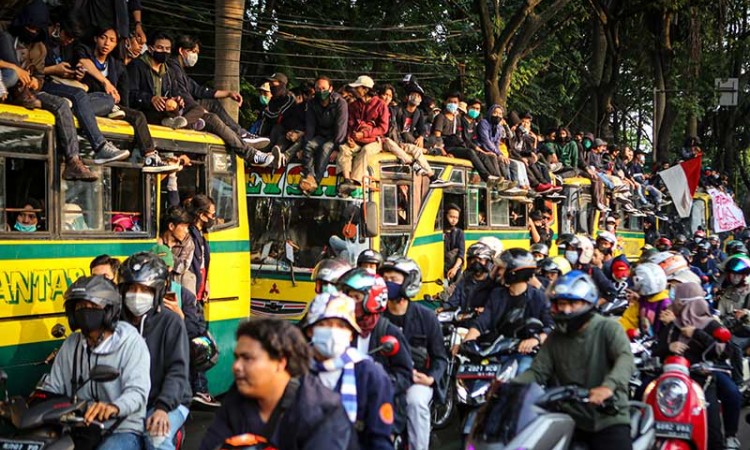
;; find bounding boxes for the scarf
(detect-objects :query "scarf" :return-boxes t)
[671,282,720,350]
[311,347,367,422]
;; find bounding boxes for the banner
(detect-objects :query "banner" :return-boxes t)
[708,188,747,232]
[658,156,702,218]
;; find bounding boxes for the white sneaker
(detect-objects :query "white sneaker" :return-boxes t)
[142,152,181,173]
[242,132,271,150]
[108,105,126,119]
[725,436,740,450]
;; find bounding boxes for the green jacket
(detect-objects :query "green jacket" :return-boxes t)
[556,141,579,169]
[514,314,634,432]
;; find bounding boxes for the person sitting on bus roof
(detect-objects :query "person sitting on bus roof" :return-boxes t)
[475,102,517,192]
[71,0,145,46]
[337,75,389,197]
[267,83,307,169]
[128,31,277,168]
[555,126,578,174]
[510,112,561,196]
[169,35,269,150]
[0,0,118,182]
[12,198,43,232]
[256,72,301,166]
[120,252,192,450]
[90,254,121,283]
[74,27,180,173]
[299,75,348,195]
[460,100,509,187]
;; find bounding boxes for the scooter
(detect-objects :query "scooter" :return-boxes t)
[467,383,655,450]
[642,355,730,450]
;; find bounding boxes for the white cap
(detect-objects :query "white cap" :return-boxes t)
[349,75,375,89]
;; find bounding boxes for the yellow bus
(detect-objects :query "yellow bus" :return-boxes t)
[0,104,249,396]
[247,153,540,320]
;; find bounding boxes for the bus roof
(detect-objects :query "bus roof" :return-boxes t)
[0,104,226,146]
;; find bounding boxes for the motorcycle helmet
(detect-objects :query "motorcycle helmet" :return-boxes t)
[655,237,672,252]
[190,331,219,371]
[337,268,388,314]
[556,233,579,251]
[540,256,572,275]
[312,258,352,293]
[356,249,384,270]
[708,235,720,246]
[302,292,362,334]
[478,236,504,263]
[575,235,595,265]
[467,242,495,261]
[693,229,706,243]
[647,251,674,266]
[632,263,667,296]
[548,270,599,334]
[673,234,688,248]
[723,254,750,275]
[695,240,711,257]
[530,243,549,259]
[64,275,121,332]
[119,251,169,310]
[379,256,422,299]
[659,253,689,278]
[499,249,537,284]
[726,240,748,256]
[596,231,617,247]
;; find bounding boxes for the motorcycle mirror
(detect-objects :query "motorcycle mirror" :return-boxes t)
[377,335,400,357]
[51,324,67,339]
[89,365,120,383]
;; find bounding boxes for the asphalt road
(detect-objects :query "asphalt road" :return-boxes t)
[183,404,750,449]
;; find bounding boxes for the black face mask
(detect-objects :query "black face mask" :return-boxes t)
[598,247,612,256]
[17,28,41,44]
[74,308,106,334]
[553,308,594,334]
[270,84,286,97]
[469,262,487,273]
[151,51,169,64]
[489,116,501,125]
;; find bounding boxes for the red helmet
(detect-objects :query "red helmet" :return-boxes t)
[655,237,672,251]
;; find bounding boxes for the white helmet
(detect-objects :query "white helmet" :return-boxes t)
[596,231,617,246]
[576,235,595,265]
[632,262,667,296]
[478,236,504,264]
[647,251,674,266]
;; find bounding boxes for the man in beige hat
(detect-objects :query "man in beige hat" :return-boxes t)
[337,75,389,196]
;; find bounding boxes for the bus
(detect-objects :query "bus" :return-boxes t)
[0,104,249,396]
[247,153,597,320]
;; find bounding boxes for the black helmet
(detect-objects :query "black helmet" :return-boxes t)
[119,251,169,310]
[312,258,352,284]
[696,240,711,253]
[64,275,121,332]
[466,242,494,261]
[190,331,219,372]
[357,249,384,269]
[739,228,750,243]
[726,240,748,256]
[674,234,688,246]
[556,233,579,250]
[379,256,422,298]
[499,248,537,284]
[530,243,549,258]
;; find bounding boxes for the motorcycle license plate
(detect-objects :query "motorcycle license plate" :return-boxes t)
[654,421,693,439]
[0,439,46,450]
[457,364,500,379]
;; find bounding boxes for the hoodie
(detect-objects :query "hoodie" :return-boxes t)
[3,0,49,88]
[42,321,151,435]
[476,105,505,155]
[347,95,390,144]
[619,290,671,336]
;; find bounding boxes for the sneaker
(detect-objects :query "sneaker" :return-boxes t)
[93,141,130,164]
[659,199,672,207]
[412,162,428,177]
[270,146,285,169]
[108,105,126,119]
[545,192,566,200]
[505,187,527,195]
[242,132,271,150]
[487,175,500,186]
[193,118,206,131]
[247,149,275,167]
[549,162,563,172]
[192,392,221,408]
[142,152,181,173]
[338,179,358,197]
[724,437,740,450]
[429,178,450,188]
[300,174,318,194]
[62,157,98,182]
[161,116,188,129]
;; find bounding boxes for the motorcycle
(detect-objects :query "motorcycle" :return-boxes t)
[0,364,120,450]
[599,297,629,317]
[643,355,731,450]
[467,383,655,450]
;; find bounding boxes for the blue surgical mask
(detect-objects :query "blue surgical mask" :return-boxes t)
[565,250,579,265]
[385,281,402,300]
[311,326,352,359]
[14,221,36,233]
[445,103,458,114]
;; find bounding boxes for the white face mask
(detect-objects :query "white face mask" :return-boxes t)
[311,326,352,359]
[140,43,148,55]
[184,52,198,67]
[125,291,154,316]
[565,250,579,265]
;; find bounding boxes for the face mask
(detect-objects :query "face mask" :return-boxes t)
[17,28,40,44]
[74,308,106,334]
[311,326,352,359]
[184,52,198,67]
[14,221,36,232]
[125,291,153,316]
[445,103,458,114]
[259,95,270,106]
[468,110,480,120]
[315,90,330,101]
[151,50,169,64]
[553,308,593,335]
[408,95,421,106]
[729,273,744,286]
[489,115,501,124]
[204,217,216,230]
[565,250,579,265]
[469,262,487,273]
[385,281,402,300]
[599,247,612,256]
[270,84,286,97]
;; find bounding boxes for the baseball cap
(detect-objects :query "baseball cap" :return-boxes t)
[606,216,617,223]
[405,82,424,95]
[349,75,375,89]
[611,259,630,279]
[594,138,608,147]
[457,102,468,114]
[266,72,288,85]
[150,244,174,269]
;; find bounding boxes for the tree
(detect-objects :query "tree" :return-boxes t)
[215,0,246,120]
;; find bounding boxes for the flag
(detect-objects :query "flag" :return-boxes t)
[658,155,702,218]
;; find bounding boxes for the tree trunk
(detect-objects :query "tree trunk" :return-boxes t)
[215,0,246,120]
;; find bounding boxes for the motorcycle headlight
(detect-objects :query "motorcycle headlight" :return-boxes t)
[656,377,688,417]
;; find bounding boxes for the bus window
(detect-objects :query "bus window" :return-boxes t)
[62,170,103,231]
[490,198,509,226]
[510,201,527,228]
[382,184,399,226]
[381,234,409,258]
[175,155,206,205]
[209,151,237,229]
[449,167,464,186]
[467,188,487,227]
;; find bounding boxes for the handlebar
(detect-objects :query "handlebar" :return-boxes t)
[535,385,619,415]
[60,413,104,429]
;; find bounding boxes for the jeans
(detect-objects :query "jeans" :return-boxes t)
[508,159,530,187]
[121,106,155,153]
[203,99,245,136]
[596,172,615,190]
[144,405,189,450]
[97,432,143,450]
[36,91,80,159]
[190,368,208,394]
[715,371,741,436]
[382,138,434,176]
[303,136,337,183]
[42,81,113,151]
[446,147,491,181]
[405,384,432,450]
[0,32,19,88]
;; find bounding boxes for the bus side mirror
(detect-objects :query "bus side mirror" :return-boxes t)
[362,201,379,237]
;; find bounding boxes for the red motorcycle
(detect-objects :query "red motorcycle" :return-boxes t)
[643,355,729,450]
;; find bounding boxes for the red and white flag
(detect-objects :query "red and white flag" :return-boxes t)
[658,155,702,218]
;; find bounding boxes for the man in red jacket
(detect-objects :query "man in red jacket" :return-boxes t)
[337,75,389,197]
